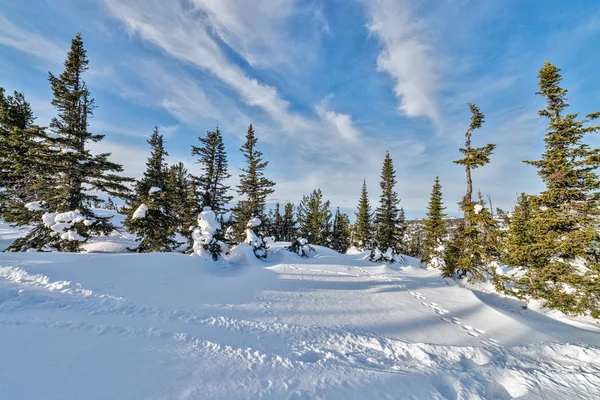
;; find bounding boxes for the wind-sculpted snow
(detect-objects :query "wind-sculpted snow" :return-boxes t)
[1,250,600,399]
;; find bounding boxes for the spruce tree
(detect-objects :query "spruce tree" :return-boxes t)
[443,104,496,279]
[371,151,401,262]
[191,127,232,216]
[422,176,447,265]
[124,127,178,252]
[232,124,275,239]
[504,62,600,316]
[397,207,407,253]
[167,162,190,241]
[354,180,373,250]
[273,202,284,241]
[281,202,297,241]
[297,189,332,246]
[331,208,351,253]
[6,34,132,252]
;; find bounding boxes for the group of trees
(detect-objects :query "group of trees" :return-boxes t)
[1,34,598,317]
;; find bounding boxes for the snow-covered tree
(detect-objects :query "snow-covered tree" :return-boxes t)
[503,62,600,317]
[124,127,179,252]
[192,207,227,261]
[245,217,268,258]
[5,34,133,252]
[287,238,315,257]
[371,151,402,262]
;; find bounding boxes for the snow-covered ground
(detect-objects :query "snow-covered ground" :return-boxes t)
[1,221,600,399]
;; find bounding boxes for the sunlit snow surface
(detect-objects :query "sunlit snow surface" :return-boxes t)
[1,217,599,399]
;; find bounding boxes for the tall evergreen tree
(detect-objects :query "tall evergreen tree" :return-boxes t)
[371,151,401,261]
[232,124,275,239]
[444,104,497,279]
[354,180,373,250]
[504,62,600,316]
[331,208,351,254]
[191,127,232,216]
[167,162,190,240]
[6,34,132,252]
[124,127,178,252]
[297,189,332,246]
[397,207,407,253]
[422,176,447,265]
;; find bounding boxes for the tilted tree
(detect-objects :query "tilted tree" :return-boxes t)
[124,127,179,252]
[504,61,600,316]
[232,124,275,239]
[422,176,447,265]
[6,34,132,252]
[353,180,373,250]
[191,127,232,216]
[297,189,332,246]
[443,104,496,279]
[371,151,401,262]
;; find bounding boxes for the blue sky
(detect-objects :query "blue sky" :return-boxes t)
[1,0,600,218]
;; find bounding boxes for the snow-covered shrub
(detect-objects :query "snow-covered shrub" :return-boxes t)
[370,247,403,263]
[192,207,228,261]
[246,217,267,258]
[287,238,315,257]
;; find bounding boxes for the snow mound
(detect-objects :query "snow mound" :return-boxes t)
[132,204,148,220]
[42,210,90,242]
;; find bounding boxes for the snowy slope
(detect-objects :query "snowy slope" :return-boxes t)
[1,244,600,399]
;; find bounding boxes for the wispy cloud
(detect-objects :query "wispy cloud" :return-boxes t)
[0,12,65,67]
[362,0,441,125]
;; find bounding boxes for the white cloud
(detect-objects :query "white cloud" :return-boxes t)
[0,12,65,67]
[363,0,440,124]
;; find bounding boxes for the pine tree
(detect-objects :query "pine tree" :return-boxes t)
[297,189,332,246]
[191,127,232,216]
[273,203,284,241]
[6,34,132,252]
[232,124,275,239]
[504,62,600,316]
[167,162,190,241]
[443,104,496,279]
[371,151,401,262]
[281,202,297,241]
[397,207,407,253]
[124,127,178,252]
[331,208,351,253]
[106,197,116,210]
[354,180,373,250]
[422,176,447,265]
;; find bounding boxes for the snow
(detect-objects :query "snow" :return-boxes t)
[474,204,484,214]
[192,207,228,259]
[247,217,262,228]
[149,186,161,194]
[42,210,88,242]
[1,243,599,399]
[131,203,148,220]
[1,218,600,398]
[24,201,45,211]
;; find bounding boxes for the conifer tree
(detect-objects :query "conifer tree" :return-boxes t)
[443,104,496,279]
[397,207,407,253]
[232,124,275,239]
[281,202,297,241]
[422,176,447,265]
[106,197,116,210]
[6,34,132,252]
[297,189,332,246]
[273,202,284,241]
[354,180,373,250]
[331,208,351,253]
[371,151,401,262]
[504,62,600,316]
[124,127,178,252]
[167,162,190,240]
[191,127,232,216]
